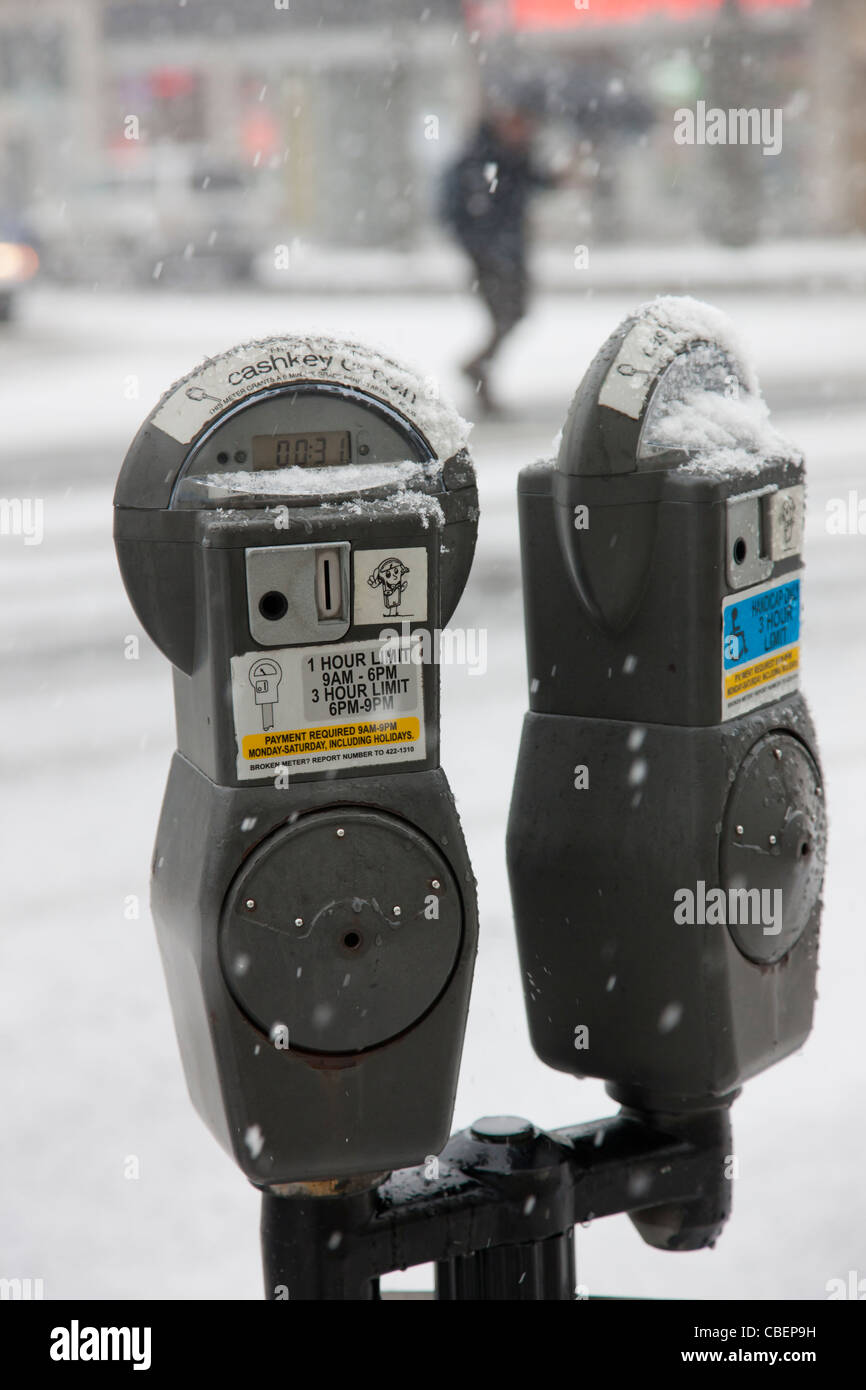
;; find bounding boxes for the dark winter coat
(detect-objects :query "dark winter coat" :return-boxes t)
[441,122,552,265]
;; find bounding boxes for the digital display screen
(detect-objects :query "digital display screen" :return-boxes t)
[252,431,352,468]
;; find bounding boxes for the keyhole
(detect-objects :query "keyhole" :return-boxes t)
[259,590,288,621]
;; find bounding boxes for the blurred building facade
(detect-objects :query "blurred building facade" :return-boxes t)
[0,0,471,255]
[0,0,864,257]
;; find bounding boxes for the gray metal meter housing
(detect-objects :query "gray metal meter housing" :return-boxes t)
[507,299,825,1119]
[115,336,479,1184]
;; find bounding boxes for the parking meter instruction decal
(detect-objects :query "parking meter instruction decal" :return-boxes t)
[721,573,801,720]
[231,638,426,779]
[353,547,428,625]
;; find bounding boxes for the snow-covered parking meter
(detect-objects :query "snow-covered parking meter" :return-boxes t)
[114,336,478,1186]
[507,299,825,1202]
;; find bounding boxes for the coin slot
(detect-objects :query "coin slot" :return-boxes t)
[315,547,343,620]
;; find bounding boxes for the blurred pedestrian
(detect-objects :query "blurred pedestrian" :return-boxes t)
[442,104,557,414]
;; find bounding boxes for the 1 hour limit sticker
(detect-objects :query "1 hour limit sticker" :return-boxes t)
[231,639,426,779]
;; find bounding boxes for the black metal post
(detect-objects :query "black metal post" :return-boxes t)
[260,1106,733,1301]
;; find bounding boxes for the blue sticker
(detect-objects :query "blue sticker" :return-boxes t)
[721,574,802,719]
[723,577,800,670]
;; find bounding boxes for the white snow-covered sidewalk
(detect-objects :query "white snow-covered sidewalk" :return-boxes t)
[250,237,866,296]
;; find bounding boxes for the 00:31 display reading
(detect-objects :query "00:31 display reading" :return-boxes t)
[252,431,352,468]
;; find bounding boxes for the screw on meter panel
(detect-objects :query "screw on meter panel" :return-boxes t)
[507,298,824,1244]
[114,336,479,1187]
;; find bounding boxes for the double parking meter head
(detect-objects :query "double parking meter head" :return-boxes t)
[508,298,825,1135]
[115,337,479,1185]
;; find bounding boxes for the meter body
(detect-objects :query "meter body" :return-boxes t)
[507,298,825,1117]
[115,337,479,1185]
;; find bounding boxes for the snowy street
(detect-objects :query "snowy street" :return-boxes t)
[1,282,864,1299]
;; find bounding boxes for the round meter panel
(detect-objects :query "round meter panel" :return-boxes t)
[172,384,433,508]
[220,807,463,1053]
[720,733,825,965]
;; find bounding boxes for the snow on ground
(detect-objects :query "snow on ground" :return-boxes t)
[5,280,866,459]
[0,285,864,1299]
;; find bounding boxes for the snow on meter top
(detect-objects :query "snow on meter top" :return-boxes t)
[114,335,478,788]
[113,337,480,1185]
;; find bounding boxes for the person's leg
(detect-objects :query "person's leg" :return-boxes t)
[462,253,527,412]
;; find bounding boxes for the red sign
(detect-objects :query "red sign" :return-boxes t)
[150,67,198,100]
[466,0,809,33]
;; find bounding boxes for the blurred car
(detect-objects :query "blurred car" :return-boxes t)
[0,215,39,321]
[30,152,285,285]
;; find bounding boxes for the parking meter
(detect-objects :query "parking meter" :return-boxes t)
[114,335,479,1186]
[507,298,825,1241]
